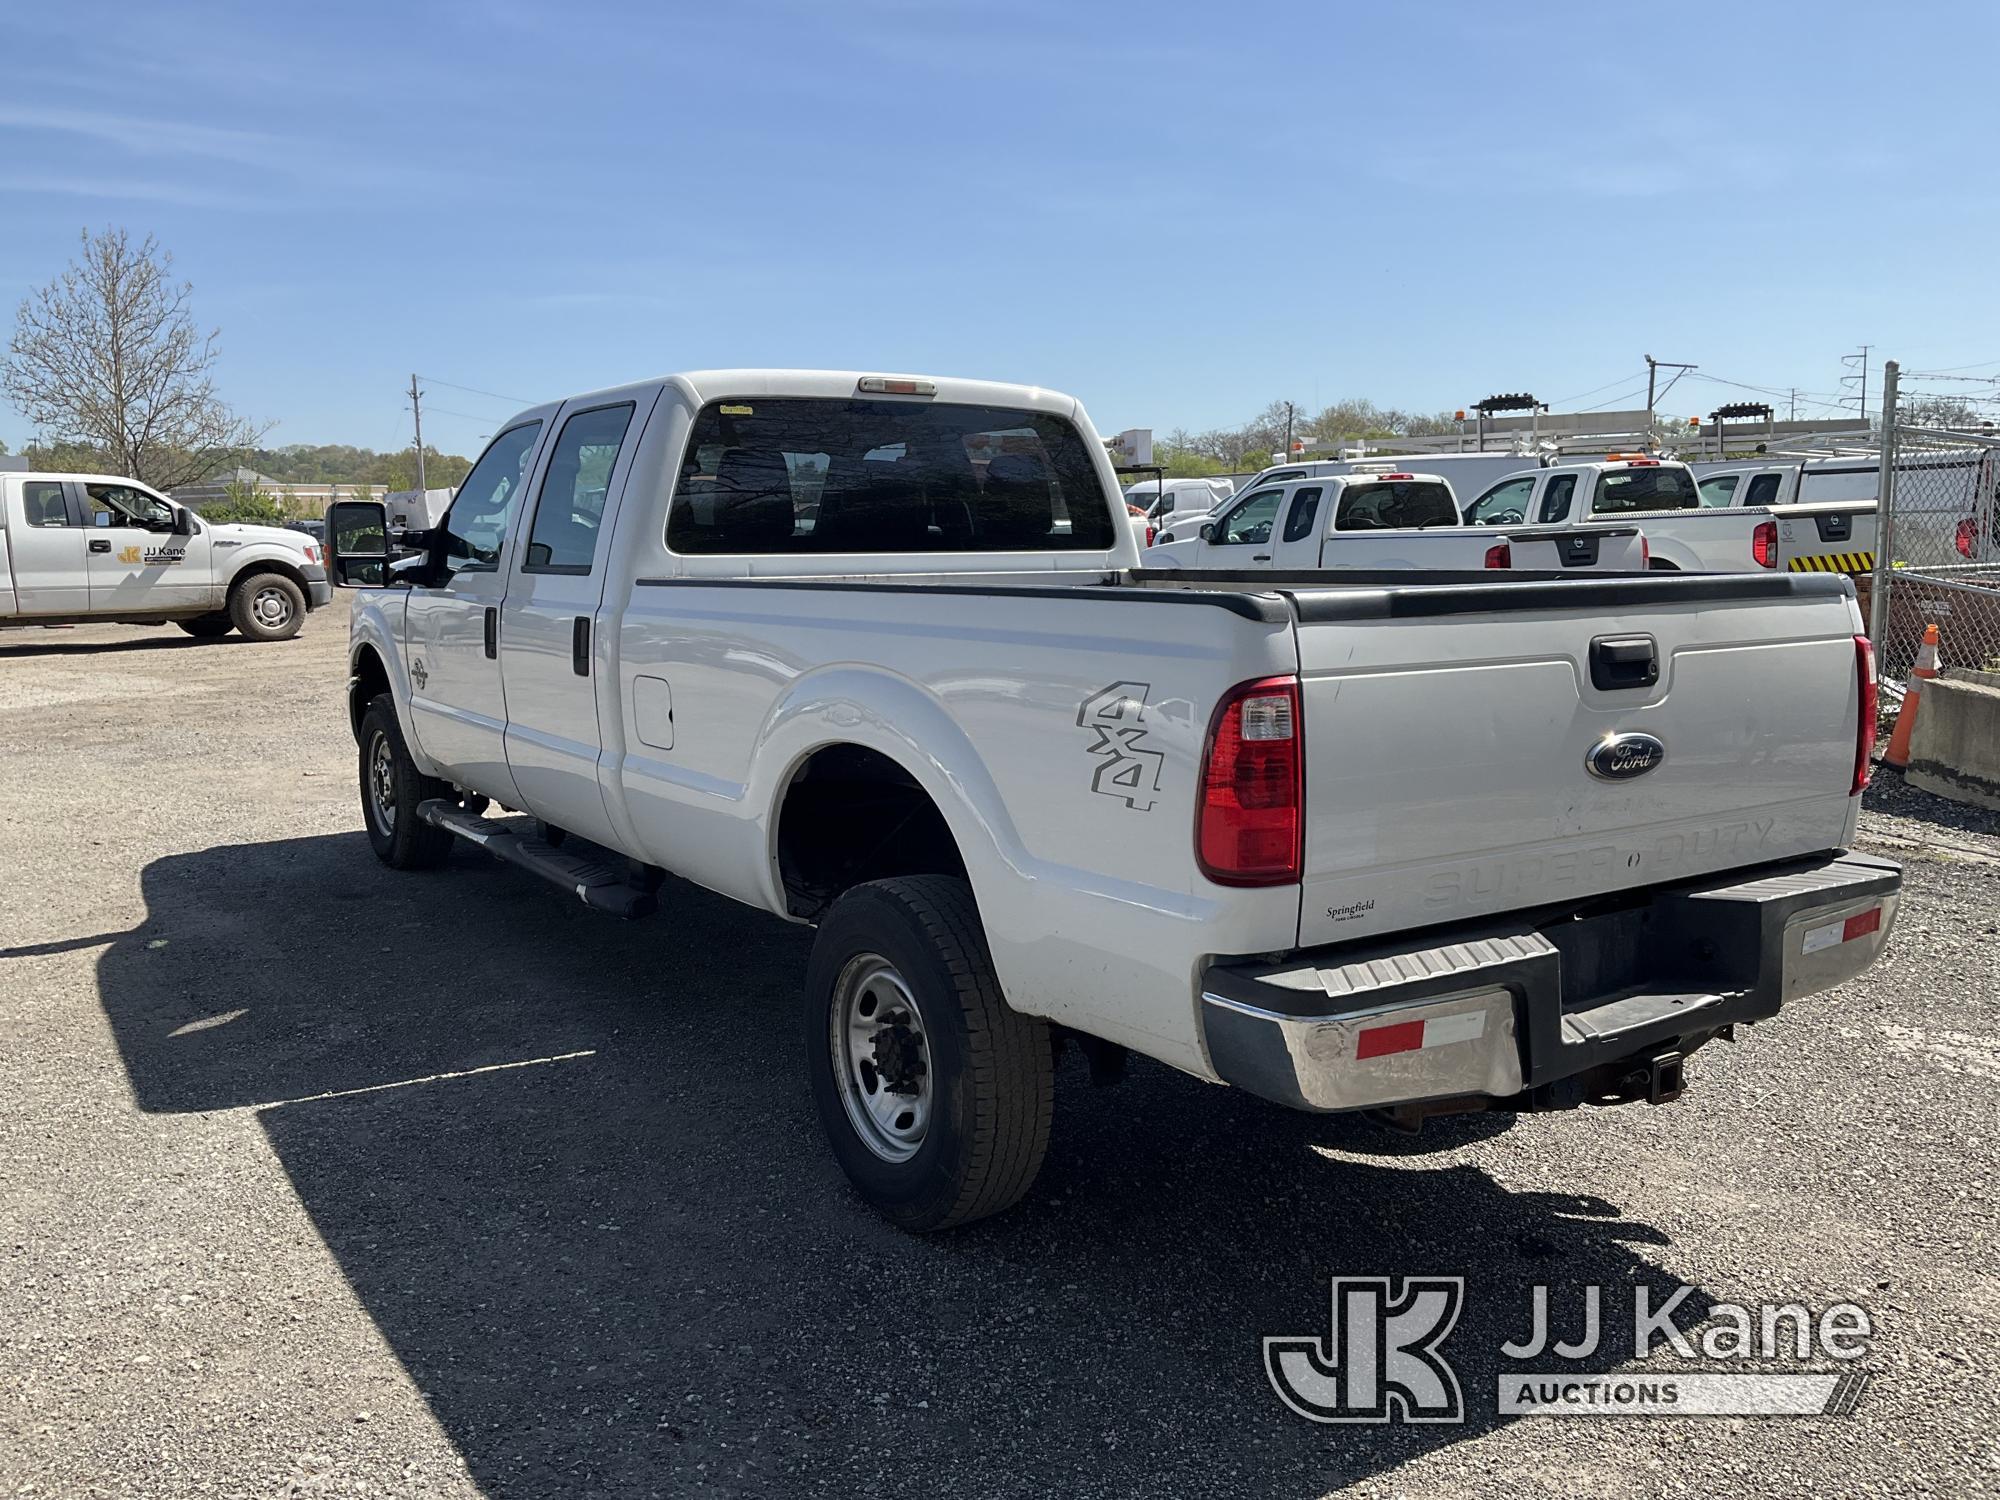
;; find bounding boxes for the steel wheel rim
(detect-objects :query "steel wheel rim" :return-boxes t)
[253,586,293,629]
[829,953,933,1163]
[367,730,397,835]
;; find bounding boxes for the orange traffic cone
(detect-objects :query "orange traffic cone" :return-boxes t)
[1883,623,1942,768]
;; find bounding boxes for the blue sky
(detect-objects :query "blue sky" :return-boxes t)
[4,0,1998,456]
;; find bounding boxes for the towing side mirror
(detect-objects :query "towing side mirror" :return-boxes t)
[171,506,194,536]
[327,498,393,587]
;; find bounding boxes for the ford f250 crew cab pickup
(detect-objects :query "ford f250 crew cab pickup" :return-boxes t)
[1463,456,1874,574]
[327,369,1900,1232]
[1147,473,1647,571]
[0,471,331,639]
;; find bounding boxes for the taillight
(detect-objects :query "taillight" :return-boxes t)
[1957,517,1976,559]
[1483,542,1512,569]
[1145,525,1156,548]
[1641,534,1651,568]
[1197,676,1302,886]
[1752,520,1777,568]
[1852,634,1877,795]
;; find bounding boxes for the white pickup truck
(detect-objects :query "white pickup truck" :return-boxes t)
[327,368,1899,1232]
[1694,463,1881,575]
[1463,457,1875,574]
[0,471,331,639]
[1148,473,1647,572]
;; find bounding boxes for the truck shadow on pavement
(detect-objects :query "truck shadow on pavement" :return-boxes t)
[100,833,1711,1499]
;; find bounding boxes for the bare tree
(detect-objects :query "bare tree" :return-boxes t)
[2,228,266,489]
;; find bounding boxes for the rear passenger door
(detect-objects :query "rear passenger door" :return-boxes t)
[500,396,651,847]
[1269,485,1326,567]
[6,479,92,614]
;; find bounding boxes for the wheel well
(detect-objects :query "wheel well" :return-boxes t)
[229,559,311,605]
[776,745,967,920]
[1647,557,1681,571]
[348,644,391,741]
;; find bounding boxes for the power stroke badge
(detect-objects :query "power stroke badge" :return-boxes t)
[1077,681,1165,811]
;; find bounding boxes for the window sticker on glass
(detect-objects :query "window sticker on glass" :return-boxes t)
[720,404,754,416]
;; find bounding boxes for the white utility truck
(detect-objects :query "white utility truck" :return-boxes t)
[0,471,331,640]
[1464,456,1876,574]
[327,369,1899,1232]
[1147,473,1647,572]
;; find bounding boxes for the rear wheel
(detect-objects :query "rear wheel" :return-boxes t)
[230,572,306,641]
[176,614,233,639]
[358,694,454,869]
[804,876,1053,1231]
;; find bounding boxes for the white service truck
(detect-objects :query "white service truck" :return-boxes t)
[327,368,1899,1232]
[1148,473,1647,571]
[0,471,331,640]
[1463,457,1876,574]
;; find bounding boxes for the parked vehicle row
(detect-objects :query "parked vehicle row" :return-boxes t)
[0,471,331,640]
[326,368,1899,1234]
[1146,472,1645,572]
[1459,456,1880,574]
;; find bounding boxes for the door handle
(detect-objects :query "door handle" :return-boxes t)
[1252,554,1271,562]
[571,616,590,677]
[483,606,497,659]
[89,538,111,554]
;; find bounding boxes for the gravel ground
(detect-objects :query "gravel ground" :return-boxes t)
[2,601,1995,1500]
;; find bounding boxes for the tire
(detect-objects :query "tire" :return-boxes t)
[358,694,454,870]
[175,614,233,638]
[229,571,306,641]
[804,876,1053,1231]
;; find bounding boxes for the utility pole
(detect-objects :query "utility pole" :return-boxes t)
[1283,402,1296,463]
[1644,354,1698,432]
[408,374,427,492]
[1840,345,1873,422]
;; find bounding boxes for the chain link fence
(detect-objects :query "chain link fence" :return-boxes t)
[1871,394,2000,685]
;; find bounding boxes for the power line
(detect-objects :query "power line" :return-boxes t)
[414,374,537,407]
[1550,371,1647,407]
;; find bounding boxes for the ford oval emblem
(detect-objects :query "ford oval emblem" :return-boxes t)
[1587,731,1666,781]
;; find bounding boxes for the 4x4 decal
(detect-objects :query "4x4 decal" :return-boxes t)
[1077,681,1165,811]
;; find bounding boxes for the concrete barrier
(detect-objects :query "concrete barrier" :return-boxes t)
[1905,668,2000,811]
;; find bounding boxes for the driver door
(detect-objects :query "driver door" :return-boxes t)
[1195,485,1285,566]
[1463,475,1537,527]
[402,419,549,805]
[82,482,213,610]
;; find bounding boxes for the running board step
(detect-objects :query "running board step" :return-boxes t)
[416,801,658,919]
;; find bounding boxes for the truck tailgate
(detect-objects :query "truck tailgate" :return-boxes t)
[1776,501,1877,574]
[1287,573,1865,949]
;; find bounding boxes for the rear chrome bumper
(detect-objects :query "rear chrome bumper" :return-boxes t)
[1200,851,1901,1114]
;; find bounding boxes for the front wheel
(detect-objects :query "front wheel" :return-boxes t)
[358,694,454,869]
[804,876,1053,1231]
[230,572,306,641]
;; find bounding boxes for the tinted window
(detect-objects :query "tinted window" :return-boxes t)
[1593,466,1699,514]
[1743,473,1783,507]
[1335,480,1456,530]
[442,422,543,576]
[1282,486,1323,543]
[667,398,1114,554]
[1698,474,1741,508]
[22,481,71,527]
[1464,476,1535,525]
[524,403,634,574]
[1215,488,1283,545]
[1536,474,1576,523]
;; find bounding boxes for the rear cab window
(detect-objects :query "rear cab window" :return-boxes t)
[1591,465,1699,515]
[1334,480,1456,530]
[666,398,1115,554]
